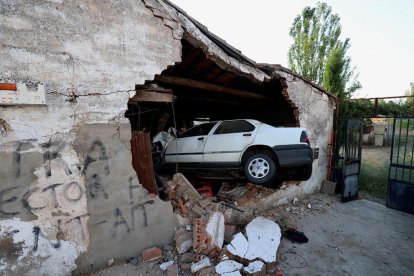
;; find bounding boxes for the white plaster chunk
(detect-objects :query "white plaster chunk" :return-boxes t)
[160,261,174,271]
[191,256,211,273]
[215,260,243,275]
[244,217,281,263]
[226,232,248,257]
[243,260,265,274]
[206,212,225,249]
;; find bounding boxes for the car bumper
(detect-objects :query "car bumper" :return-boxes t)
[273,144,313,167]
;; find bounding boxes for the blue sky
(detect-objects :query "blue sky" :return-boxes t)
[171,0,414,98]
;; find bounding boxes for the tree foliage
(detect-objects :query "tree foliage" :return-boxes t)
[288,2,361,98]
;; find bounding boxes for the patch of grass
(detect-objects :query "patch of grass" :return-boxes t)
[359,160,389,198]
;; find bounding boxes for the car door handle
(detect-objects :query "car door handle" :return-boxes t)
[243,133,252,136]
[197,137,205,140]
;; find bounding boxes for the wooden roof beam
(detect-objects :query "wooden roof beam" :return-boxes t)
[154,75,268,100]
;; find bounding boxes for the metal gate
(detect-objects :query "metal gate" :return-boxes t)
[387,118,414,214]
[331,118,364,201]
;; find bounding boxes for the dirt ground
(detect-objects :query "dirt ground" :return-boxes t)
[91,193,414,276]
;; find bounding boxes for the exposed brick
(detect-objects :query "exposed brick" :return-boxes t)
[178,198,188,215]
[142,247,162,262]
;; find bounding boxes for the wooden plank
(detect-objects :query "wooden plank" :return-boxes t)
[154,75,268,100]
[130,131,158,195]
[130,91,175,103]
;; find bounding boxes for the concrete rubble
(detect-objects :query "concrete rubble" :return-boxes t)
[157,173,286,275]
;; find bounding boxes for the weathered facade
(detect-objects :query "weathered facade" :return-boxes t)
[0,0,335,274]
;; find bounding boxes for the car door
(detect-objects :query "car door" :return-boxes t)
[164,122,217,163]
[203,120,258,163]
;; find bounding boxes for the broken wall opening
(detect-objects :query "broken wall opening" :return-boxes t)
[125,34,300,194]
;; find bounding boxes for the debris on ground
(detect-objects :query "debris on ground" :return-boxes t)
[95,174,336,275]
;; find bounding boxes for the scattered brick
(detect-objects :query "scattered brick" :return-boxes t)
[178,198,188,215]
[142,247,162,262]
[166,264,178,276]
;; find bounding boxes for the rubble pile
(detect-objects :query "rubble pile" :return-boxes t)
[155,173,284,275]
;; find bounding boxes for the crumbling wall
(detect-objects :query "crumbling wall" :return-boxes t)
[225,73,335,222]
[0,0,181,273]
[281,72,335,196]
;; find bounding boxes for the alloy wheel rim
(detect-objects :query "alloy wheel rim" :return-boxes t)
[248,158,270,179]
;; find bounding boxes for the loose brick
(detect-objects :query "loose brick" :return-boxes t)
[166,264,178,276]
[142,247,162,262]
[191,205,206,217]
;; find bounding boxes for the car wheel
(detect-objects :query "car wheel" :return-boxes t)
[244,153,277,185]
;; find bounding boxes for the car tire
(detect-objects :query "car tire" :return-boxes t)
[244,153,277,185]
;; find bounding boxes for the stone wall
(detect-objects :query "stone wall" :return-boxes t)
[0,0,181,273]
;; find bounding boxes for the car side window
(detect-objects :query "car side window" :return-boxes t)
[214,120,255,135]
[179,122,216,138]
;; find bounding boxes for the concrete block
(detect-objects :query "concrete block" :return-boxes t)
[175,213,191,228]
[142,247,162,262]
[192,205,206,217]
[176,232,193,253]
[206,212,225,250]
[321,180,336,196]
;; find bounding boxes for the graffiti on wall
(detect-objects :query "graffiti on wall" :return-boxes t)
[1,136,153,252]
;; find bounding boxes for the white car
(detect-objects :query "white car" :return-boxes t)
[163,119,313,186]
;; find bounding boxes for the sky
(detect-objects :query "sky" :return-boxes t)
[170,0,414,98]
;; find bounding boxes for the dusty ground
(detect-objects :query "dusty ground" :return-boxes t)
[91,193,414,276]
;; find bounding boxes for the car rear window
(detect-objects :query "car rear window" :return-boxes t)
[180,122,216,138]
[214,120,255,134]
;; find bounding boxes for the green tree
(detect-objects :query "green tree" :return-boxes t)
[288,2,361,99]
[288,2,341,85]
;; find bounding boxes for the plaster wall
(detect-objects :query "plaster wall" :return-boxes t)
[0,0,181,273]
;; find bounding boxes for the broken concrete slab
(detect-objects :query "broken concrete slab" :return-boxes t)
[244,217,281,263]
[206,212,225,250]
[193,212,225,256]
[215,260,243,275]
[226,232,248,258]
[243,261,266,275]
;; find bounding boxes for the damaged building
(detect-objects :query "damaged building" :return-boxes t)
[0,0,336,274]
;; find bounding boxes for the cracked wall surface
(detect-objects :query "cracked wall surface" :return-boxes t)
[0,0,181,274]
